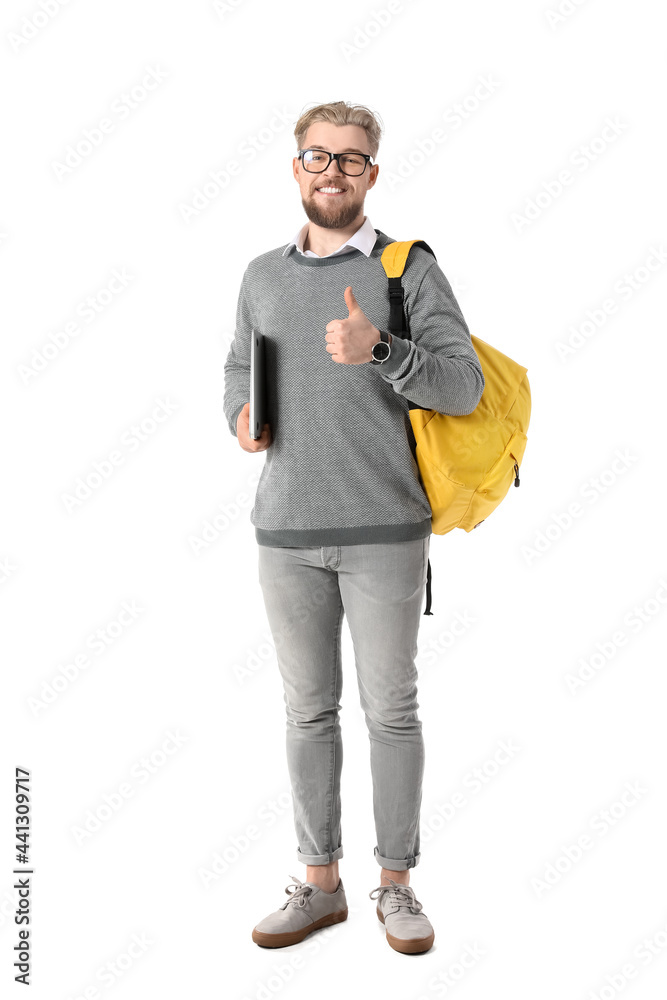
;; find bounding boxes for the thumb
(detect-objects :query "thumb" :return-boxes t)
[344,285,361,316]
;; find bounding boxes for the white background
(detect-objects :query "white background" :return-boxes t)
[2,0,666,997]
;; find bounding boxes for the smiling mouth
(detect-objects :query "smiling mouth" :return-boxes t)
[315,186,347,196]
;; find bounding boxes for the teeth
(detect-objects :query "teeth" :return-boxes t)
[318,187,344,193]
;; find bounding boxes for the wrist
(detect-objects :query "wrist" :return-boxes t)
[369,329,392,365]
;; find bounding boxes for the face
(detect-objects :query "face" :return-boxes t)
[293,122,379,229]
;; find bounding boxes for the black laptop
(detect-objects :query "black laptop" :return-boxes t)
[249,330,267,440]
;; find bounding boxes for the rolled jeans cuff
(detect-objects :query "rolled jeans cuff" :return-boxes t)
[374,846,421,870]
[296,845,344,866]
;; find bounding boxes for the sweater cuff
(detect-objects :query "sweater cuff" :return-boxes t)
[373,333,411,377]
[229,401,245,437]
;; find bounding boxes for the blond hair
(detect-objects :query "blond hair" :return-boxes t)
[294,100,383,161]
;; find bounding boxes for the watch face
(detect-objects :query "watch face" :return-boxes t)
[373,341,391,361]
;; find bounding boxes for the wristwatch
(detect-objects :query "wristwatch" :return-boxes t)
[370,330,392,365]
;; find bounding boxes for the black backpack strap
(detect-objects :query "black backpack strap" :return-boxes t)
[383,239,437,616]
[424,558,433,615]
[386,240,437,341]
[387,276,406,337]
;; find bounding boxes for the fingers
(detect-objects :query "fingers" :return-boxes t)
[241,423,271,452]
[344,285,359,314]
[235,402,271,452]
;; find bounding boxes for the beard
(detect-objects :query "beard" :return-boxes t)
[301,188,363,229]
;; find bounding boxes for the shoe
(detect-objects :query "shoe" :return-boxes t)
[252,875,348,948]
[369,878,435,954]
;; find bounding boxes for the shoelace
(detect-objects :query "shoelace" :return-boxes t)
[368,878,423,914]
[284,875,315,908]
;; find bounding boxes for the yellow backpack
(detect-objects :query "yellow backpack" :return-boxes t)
[380,240,531,613]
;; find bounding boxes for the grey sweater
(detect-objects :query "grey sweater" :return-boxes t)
[223,228,484,547]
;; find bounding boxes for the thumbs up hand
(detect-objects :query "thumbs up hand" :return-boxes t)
[325,286,384,364]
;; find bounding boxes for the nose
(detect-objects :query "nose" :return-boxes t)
[322,158,346,179]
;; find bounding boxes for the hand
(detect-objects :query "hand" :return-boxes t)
[325,286,382,364]
[236,402,272,453]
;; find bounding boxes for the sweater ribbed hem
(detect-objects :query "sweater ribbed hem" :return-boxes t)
[255,517,432,547]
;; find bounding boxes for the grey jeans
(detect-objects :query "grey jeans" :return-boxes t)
[257,535,430,870]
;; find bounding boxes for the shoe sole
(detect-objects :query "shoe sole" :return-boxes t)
[252,907,348,948]
[376,906,435,954]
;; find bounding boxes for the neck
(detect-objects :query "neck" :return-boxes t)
[303,213,365,257]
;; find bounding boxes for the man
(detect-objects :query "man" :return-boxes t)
[223,101,484,955]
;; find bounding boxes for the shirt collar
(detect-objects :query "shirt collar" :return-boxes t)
[282,216,377,258]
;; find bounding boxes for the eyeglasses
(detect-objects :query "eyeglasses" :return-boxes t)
[297,148,373,176]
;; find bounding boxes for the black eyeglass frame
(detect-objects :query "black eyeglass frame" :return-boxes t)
[297,148,374,175]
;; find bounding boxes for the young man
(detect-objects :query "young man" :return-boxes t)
[223,101,484,954]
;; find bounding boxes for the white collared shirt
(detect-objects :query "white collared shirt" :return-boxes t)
[282,215,377,259]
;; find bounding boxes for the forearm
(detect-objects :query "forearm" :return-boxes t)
[224,273,253,437]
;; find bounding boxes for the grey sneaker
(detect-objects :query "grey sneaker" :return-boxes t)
[252,875,348,948]
[369,878,435,954]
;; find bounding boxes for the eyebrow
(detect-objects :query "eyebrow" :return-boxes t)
[309,146,369,155]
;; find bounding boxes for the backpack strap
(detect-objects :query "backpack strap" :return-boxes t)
[380,240,437,616]
[380,240,436,337]
[424,557,433,616]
